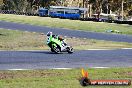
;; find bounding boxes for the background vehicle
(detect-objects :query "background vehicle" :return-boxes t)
[38,6,87,19]
[38,7,48,17]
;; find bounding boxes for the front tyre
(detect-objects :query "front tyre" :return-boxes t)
[52,45,61,54]
[67,46,73,54]
[51,48,55,52]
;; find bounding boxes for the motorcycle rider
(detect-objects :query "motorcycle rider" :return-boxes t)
[46,32,67,46]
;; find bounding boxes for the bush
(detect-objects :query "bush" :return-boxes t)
[108,15,115,20]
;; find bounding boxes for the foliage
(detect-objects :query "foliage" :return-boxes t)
[0,0,132,16]
[108,15,115,20]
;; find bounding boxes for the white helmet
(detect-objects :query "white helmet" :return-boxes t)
[47,32,52,36]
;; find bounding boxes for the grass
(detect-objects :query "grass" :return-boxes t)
[0,14,132,35]
[0,28,48,50]
[1,28,132,50]
[0,68,132,88]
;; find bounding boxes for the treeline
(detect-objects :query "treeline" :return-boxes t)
[0,0,132,17]
[0,0,58,13]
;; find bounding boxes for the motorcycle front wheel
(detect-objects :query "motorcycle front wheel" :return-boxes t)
[52,45,61,54]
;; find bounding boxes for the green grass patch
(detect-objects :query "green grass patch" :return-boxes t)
[1,28,132,50]
[0,68,132,88]
[0,14,132,35]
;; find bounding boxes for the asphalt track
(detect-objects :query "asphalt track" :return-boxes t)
[0,21,132,69]
[0,49,132,70]
[0,21,132,43]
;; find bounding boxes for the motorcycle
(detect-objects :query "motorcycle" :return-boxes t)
[46,33,73,54]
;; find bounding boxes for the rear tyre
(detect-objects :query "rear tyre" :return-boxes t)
[67,46,73,54]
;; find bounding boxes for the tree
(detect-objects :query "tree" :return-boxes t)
[108,0,132,16]
[39,0,57,7]
[89,0,104,19]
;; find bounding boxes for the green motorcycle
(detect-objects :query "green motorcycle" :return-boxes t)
[46,32,73,54]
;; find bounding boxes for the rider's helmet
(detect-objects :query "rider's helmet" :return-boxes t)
[47,32,52,36]
[58,35,63,41]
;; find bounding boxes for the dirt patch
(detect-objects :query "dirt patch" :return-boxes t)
[124,72,132,76]
[66,37,93,46]
[115,71,132,76]
[0,71,63,80]
[0,73,14,79]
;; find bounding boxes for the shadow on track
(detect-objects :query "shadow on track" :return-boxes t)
[29,51,67,54]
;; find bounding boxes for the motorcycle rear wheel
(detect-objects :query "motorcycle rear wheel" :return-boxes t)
[67,46,73,54]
